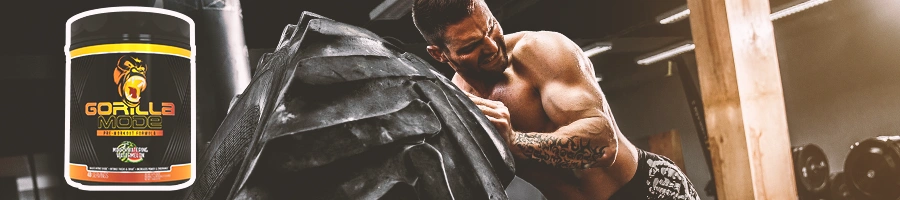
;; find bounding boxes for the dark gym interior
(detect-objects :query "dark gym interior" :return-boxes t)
[1,0,898,199]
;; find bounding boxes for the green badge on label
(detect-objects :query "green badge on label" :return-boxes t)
[115,141,144,163]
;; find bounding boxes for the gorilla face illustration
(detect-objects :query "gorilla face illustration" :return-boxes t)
[114,55,147,107]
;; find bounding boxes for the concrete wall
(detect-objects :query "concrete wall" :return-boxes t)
[774,0,900,173]
[605,0,900,199]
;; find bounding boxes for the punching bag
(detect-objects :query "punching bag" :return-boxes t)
[160,0,253,148]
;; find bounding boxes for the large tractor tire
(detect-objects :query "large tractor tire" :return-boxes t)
[182,12,516,200]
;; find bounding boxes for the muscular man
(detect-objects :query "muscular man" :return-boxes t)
[412,0,700,199]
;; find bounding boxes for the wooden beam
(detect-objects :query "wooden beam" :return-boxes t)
[686,0,797,199]
[647,129,686,171]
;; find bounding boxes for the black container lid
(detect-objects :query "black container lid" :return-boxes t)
[69,8,191,51]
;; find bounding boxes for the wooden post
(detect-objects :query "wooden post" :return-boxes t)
[686,0,798,199]
[647,129,686,171]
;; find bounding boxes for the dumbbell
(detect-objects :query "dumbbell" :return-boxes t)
[844,136,900,200]
[792,144,831,199]
[829,171,857,200]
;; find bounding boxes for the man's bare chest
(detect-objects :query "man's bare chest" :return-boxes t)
[487,77,555,133]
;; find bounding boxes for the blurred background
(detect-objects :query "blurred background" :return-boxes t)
[1,0,898,199]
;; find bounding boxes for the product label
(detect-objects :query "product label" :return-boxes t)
[67,45,192,186]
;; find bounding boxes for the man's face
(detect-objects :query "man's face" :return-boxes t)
[430,4,508,78]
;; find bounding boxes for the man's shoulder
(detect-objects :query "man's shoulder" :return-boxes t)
[509,31,581,79]
[510,31,579,63]
[509,31,573,54]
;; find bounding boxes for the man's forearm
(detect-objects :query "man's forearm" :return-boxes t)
[511,117,617,169]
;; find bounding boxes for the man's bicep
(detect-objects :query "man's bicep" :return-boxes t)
[540,80,604,127]
[518,31,605,126]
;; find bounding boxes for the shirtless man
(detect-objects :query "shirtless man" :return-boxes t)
[412,0,699,199]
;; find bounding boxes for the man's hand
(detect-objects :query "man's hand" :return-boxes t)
[464,92,516,148]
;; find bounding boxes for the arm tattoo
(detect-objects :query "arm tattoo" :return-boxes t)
[514,133,606,169]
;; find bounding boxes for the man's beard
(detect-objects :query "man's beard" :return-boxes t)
[479,37,509,75]
[451,37,509,81]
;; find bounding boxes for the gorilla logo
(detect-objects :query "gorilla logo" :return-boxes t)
[114,55,147,107]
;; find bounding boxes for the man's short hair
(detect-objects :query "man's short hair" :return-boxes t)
[412,0,477,47]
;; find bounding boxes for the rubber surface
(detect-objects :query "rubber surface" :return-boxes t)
[181,12,515,200]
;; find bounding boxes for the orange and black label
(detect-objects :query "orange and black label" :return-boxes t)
[67,44,192,186]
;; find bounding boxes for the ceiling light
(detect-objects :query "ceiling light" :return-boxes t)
[770,0,832,21]
[657,5,690,24]
[582,42,612,58]
[636,41,695,65]
[654,0,833,25]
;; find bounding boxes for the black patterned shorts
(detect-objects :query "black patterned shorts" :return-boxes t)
[609,149,700,200]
